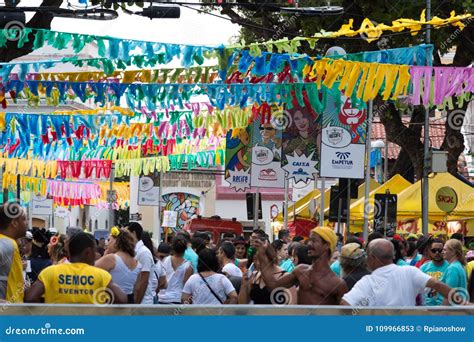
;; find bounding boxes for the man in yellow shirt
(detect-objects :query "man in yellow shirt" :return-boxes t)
[0,202,28,303]
[25,232,127,304]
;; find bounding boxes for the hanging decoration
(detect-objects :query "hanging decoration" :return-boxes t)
[228,10,471,55]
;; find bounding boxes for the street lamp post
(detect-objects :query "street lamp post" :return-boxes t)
[422,0,431,236]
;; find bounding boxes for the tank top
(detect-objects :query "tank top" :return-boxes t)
[249,270,285,304]
[158,256,191,304]
[109,254,142,295]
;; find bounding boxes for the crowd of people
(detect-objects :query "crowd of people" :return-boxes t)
[1,202,473,307]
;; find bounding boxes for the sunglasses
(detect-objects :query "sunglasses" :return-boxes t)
[259,127,275,131]
[431,248,443,254]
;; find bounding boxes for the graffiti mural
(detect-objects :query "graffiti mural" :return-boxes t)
[161,193,200,229]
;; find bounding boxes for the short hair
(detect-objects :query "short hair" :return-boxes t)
[127,222,143,240]
[367,232,384,244]
[157,242,171,254]
[430,238,444,248]
[219,241,236,259]
[191,237,206,254]
[68,232,96,258]
[197,248,219,273]
[271,239,286,251]
[450,233,464,242]
[288,242,300,257]
[222,232,235,239]
[368,239,394,261]
[292,235,304,242]
[252,229,267,239]
[193,231,210,242]
[278,229,290,240]
[294,244,311,265]
[177,230,191,243]
[171,236,188,256]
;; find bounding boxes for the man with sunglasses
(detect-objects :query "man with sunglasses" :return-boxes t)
[420,238,449,306]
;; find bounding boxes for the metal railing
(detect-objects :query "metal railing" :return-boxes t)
[1,304,473,316]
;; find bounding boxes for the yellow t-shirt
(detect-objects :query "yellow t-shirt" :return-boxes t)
[466,261,474,283]
[0,233,24,303]
[38,263,112,304]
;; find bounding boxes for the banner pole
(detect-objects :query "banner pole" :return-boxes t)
[363,100,374,243]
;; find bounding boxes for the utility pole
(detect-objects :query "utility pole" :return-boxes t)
[422,0,431,236]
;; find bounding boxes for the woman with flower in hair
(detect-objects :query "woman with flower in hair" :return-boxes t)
[95,227,142,300]
[47,234,68,265]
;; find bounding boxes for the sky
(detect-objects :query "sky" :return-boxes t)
[27,1,241,46]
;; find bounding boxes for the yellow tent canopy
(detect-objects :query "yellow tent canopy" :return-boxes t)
[275,179,381,223]
[349,174,412,221]
[396,173,474,221]
[275,189,320,222]
[323,178,381,217]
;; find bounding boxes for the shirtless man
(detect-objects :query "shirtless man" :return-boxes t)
[255,227,347,305]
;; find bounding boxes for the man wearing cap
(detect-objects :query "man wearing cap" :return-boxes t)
[256,227,348,304]
[339,243,370,290]
[415,236,432,268]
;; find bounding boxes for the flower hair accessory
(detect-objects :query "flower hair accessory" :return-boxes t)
[110,226,121,238]
[50,235,59,246]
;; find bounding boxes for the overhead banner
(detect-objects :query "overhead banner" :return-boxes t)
[320,90,367,179]
[250,116,285,188]
[225,127,252,192]
[281,103,321,183]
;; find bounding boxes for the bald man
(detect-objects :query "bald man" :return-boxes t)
[255,229,347,305]
[341,239,453,306]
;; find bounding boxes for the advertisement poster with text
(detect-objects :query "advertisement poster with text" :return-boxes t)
[250,116,285,188]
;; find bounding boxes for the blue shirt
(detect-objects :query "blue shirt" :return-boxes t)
[439,260,467,302]
[279,259,295,273]
[330,260,341,277]
[396,259,409,266]
[420,260,449,306]
[184,247,198,273]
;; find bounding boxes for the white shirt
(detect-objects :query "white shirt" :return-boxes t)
[135,240,155,304]
[158,256,191,304]
[342,264,431,307]
[183,273,235,305]
[222,262,243,278]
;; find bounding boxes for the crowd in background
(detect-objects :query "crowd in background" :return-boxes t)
[1,202,473,306]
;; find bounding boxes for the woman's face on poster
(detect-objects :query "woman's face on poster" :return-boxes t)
[293,111,309,132]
